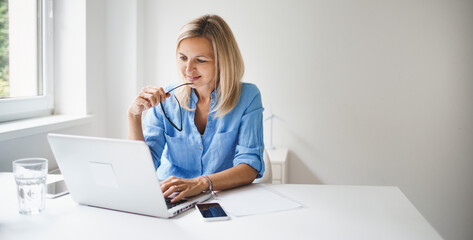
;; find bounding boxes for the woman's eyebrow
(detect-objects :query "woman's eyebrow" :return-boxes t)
[177,52,212,59]
[196,55,212,59]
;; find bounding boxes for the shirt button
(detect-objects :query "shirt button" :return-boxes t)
[200,146,202,149]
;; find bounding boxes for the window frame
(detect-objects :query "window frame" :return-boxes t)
[0,0,53,122]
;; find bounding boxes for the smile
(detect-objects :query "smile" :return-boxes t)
[187,75,201,82]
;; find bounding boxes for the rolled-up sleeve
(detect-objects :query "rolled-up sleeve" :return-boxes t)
[143,107,166,170]
[233,89,265,178]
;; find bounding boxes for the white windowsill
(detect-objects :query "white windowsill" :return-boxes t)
[0,115,94,142]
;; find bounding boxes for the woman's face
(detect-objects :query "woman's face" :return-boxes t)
[177,37,216,93]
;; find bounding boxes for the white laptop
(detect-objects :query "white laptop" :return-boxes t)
[47,133,211,218]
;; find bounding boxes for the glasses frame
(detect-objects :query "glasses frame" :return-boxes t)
[160,83,193,132]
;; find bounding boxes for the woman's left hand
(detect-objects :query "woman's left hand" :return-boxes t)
[160,176,208,203]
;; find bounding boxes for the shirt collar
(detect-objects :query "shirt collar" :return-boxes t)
[190,87,218,108]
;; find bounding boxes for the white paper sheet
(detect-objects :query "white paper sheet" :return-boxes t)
[216,184,302,217]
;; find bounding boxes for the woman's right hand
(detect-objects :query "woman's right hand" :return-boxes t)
[128,86,171,117]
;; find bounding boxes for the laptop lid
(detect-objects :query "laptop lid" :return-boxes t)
[47,133,210,218]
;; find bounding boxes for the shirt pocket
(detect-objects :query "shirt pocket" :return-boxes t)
[212,128,238,161]
[163,133,190,170]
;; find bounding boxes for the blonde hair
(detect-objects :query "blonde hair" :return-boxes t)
[175,14,244,117]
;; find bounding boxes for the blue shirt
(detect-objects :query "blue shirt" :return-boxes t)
[143,82,265,180]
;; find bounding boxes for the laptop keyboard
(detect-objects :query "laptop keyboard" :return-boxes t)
[165,197,188,209]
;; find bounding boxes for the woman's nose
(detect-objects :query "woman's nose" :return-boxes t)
[186,61,195,72]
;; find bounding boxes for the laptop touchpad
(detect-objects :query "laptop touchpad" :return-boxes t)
[89,162,119,189]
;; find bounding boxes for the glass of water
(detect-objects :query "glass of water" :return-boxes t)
[12,158,48,215]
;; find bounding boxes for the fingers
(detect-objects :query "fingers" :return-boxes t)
[136,96,152,109]
[163,184,188,203]
[160,176,201,203]
[171,189,188,203]
[163,186,188,203]
[140,86,170,106]
[129,86,171,116]
[161,176,181,199]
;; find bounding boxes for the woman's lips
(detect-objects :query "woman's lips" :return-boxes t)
[187,75,201,82]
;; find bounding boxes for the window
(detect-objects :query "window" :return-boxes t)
[0,0,53,122]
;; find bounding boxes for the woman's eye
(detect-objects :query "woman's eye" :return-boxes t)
[179,56,187,61]
[197,59,207,63]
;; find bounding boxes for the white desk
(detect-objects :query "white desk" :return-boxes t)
[0,173,442,240]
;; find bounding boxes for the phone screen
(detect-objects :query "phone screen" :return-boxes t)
[196,203,228,219]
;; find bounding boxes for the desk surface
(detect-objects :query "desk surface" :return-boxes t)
[0,173,442,240]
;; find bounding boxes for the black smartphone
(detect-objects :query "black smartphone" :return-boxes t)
[46,180,69,199]
[195,202,230,221]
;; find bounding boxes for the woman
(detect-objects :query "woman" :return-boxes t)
[128,14,264,203]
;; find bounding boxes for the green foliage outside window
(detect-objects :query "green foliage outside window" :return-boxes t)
[0,0,9,98]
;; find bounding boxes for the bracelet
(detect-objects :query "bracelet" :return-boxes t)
[202,175,217,199]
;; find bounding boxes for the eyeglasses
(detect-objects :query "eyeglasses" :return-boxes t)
[160,83,193,132]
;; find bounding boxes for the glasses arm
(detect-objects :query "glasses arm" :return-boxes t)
[166,82,193,93]
[160,96,183,132]
[159,82,192,132]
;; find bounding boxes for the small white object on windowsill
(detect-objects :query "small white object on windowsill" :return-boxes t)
[266,148,288,184]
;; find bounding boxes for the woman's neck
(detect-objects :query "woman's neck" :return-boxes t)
[194,88,213,103]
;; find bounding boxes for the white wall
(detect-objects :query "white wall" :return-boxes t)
[1,1,471,240]
[104,0,142,139]
[140,1,473,240]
